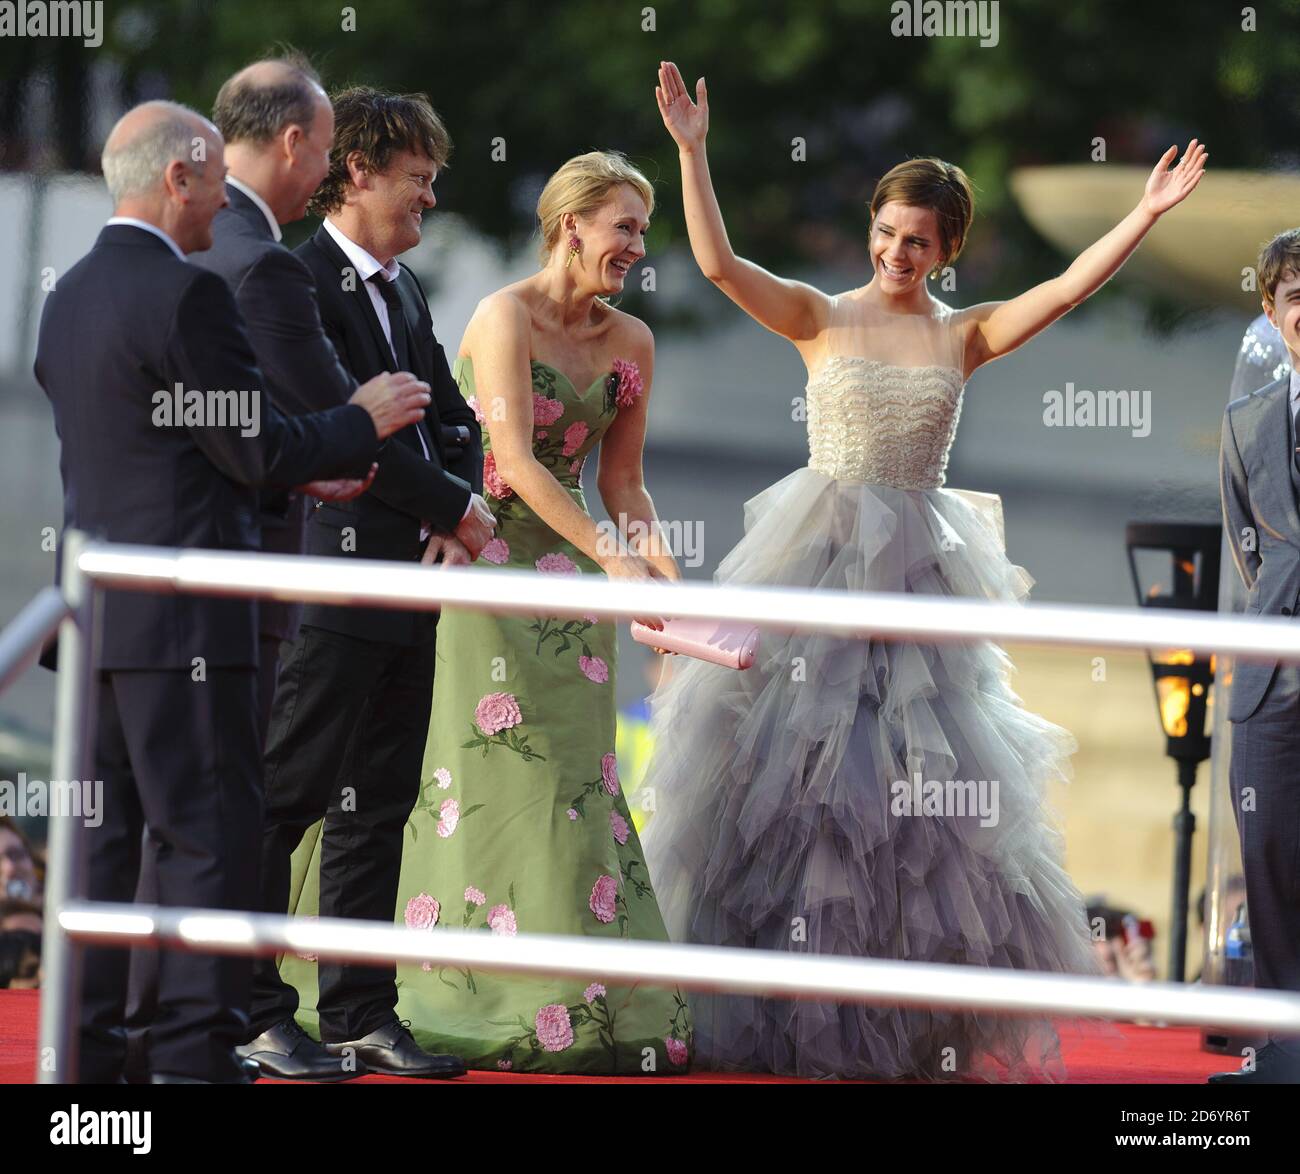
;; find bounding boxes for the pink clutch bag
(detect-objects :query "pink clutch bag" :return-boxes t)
[629,618,760,670]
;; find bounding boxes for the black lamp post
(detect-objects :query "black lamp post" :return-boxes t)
[1124,522,1221,982]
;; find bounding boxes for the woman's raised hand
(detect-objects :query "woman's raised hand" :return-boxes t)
[656,60,708,153]
[1142,139,1208,217]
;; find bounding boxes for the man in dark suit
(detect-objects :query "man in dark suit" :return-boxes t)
[36,99,431,1084]
[1215,228,1300,1085]
[123,55,430,1084]
[191,54,379,743]
[248,87,492,1079]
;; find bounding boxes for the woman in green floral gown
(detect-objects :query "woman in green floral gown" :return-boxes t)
[281,150,692,1075]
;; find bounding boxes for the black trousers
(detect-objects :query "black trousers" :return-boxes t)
[122,632,286,1068]
[82,667,259,1083]
[1229,662,1300,1058]
[250,623,435,1041]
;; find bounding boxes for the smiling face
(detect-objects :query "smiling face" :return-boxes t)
[351,146,438,262]
[170,127,230,253]
[1264,267,1300,367]
[868,201,945,299]
[569,184,649,294]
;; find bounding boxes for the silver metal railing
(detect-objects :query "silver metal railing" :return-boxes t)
[57,902,1300,1035]
[11,531,1300,1082]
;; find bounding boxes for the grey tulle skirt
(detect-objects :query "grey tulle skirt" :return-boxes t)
[639,467,1100,1081]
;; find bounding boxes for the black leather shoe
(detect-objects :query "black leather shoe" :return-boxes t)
[324,1019,464,1079]
[1208,1043,1300,1084]
[239,1056,262,1082]
[237,1019,364,1082]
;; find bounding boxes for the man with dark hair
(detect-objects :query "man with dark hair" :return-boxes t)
[248,86,491,1080]
[306,86,453,219]
[1215,227,1300,1084]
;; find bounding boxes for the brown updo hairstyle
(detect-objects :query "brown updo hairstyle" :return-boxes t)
[536,150,655,265]
[869,157,975,269]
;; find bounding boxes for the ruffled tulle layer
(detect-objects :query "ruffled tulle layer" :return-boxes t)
[639,467,1101,1081]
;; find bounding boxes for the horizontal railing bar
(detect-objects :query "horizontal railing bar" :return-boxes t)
[59,902,1300,1035]
[75,541,1296,663]
[0,586,68,696]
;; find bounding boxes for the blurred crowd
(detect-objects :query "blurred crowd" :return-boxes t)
[0,817,43,989]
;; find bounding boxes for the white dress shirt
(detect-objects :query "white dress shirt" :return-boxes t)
[322,217,405,367]
[224,175,282,242]
[322,218,472,537]
[105,217,186,261]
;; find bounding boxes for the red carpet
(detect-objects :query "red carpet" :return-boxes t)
[0,989,1234,1083]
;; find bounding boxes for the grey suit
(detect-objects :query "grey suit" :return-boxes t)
[1218,372,1300,1059]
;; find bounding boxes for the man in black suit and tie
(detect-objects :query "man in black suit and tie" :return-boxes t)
[36,99,431,1083]
[248,86,492,1079]
[124,54,439,1083]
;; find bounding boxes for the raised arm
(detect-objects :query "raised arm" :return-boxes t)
[961,141,1208,377]
[656,61,829,343]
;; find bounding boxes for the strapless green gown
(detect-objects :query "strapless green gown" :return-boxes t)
[279,356,693,1075]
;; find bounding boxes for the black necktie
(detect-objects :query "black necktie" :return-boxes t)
[368,272,410,372]
[368,271,434,462]
[1293,401,1300,478]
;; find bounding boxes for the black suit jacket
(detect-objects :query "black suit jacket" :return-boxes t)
[190,185,359,641]
[35,224,378,670]
[294,223,483,644]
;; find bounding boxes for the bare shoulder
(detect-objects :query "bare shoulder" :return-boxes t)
[463,286,530,355]
[602,303,654,365]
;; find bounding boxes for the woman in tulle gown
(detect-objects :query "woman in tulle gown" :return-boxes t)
[642,61,1208,1080]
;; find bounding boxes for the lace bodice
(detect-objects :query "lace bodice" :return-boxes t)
[805,291,966,489]
[807,357,964,488]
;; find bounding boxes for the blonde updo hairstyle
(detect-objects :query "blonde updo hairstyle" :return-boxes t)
[536,149,655,265]
[869,157,975,269]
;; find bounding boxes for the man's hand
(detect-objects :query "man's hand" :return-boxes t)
[298,462,378,502]
[350,371,431,440]
[453,493,496,558]
[421,534,473,567]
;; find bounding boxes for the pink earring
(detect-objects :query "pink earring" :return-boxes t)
[565,234,581,269]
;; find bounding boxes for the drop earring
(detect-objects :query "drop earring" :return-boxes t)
[566,234,581,269]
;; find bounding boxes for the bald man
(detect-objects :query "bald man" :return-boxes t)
[36,99,431,1084]
[193,56,372,744]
